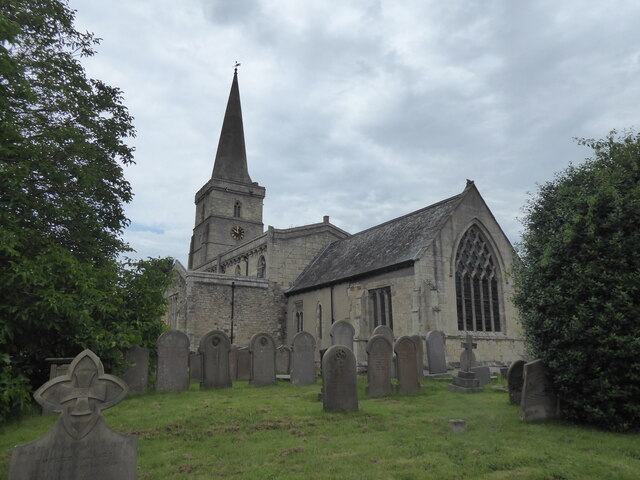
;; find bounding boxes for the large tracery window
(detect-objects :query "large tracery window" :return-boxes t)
[455,226,502,332]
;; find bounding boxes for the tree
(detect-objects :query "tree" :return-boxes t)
[0,0,171,421]
[513,130,640,431]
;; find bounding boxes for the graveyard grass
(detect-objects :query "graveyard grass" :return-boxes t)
[1,377,639,479]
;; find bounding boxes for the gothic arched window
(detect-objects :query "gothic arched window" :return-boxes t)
[455,226,502,332]
[234,201,241,218]
[257,255,266,278]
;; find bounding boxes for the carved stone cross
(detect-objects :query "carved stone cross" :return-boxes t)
[461,334,477,353]
[459,334,478,372]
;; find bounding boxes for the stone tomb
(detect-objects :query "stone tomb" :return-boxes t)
[507,360,526,405]
[249,333,277,386]
[366,334,393,398]
[122,346,149,395]
[520,359,559,422]
[411,335,425,380]
[156,330,190,392]
[449,335,480,393]
[329,320,355,351]
[276,345,292,375]
[199,330,232,389]
[395,336,420,395]
[322,345,358,412]
[9,350,136,480]
[425,330,447,374]
[291,332,317,386]
[470,365,491,386]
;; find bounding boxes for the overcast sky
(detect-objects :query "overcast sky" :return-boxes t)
[69,0,640,266]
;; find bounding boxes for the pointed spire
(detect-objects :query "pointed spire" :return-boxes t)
[211,67,252,183]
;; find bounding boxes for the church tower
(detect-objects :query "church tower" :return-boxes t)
[188,69,266,270]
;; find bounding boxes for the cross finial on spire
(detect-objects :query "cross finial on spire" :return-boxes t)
[234,61,241,74]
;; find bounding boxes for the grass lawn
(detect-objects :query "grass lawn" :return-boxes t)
[1,376,638,479]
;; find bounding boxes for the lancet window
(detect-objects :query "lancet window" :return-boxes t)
[369,286,393,330]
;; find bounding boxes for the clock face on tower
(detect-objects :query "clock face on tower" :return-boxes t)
[230,225,245,241]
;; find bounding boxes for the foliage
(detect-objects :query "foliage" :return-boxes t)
[0,0,171,422]
[513,130,640,431]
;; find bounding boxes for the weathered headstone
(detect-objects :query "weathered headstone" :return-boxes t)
[425,331,447,374]
[189,352,202,383]
[249,333,276,386]
[276,345,292,375]
[199,330,232,389]
[520,359,559,421]
[410,335,425,380]
[373,325,395,377]
[291,332,317,386]
[459,334,478,372]
[395,336,420,395]
[366,334,393,397]
[9,350,136,480]
[156,330,190,392]
[507,360,525,405]
[322,345,358,412]
[470,365,491,386]
[329,320,355,351]
[122,346,149,395]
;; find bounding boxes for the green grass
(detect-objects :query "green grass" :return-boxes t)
[1,377,639,479]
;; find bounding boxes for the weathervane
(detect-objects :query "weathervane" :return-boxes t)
[234,61,241,74]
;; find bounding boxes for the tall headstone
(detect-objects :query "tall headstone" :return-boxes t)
[410,335,425,380]
[199,330,232,389]
[156,330,190,392]
[122,346,149,395]
[520,359,559,422]
[507,360,526,405]
[322,345,358,412]
[395,336,420,395]
[425,331,447,374]
[249,333,276,386]
[329,320,355,351]
[366,334,393,398]
[9,350,136,480]
[276,345,292,375]
[291,332,317,386]
[373,325,395,377]
[189,352,202,383]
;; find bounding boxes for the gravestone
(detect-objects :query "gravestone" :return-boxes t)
[122,346,149,395]
[199,330,232,389]
[425,331,447,374]
[156,330,190,392]
[291,332,317,386]
[366,334,393,397]
[189,352,202,383]
[395,336,420,395]
[459,334,478,371]
[322,345,358,412]
[9,350,136,479]
[276,345,292,375]
[507,360,526,405]
[329,320,355,351]
[249,333,276,386]
[520,359,559,421]
[373,325,395,377]
[470,365,491,386]
[411,335,425,380]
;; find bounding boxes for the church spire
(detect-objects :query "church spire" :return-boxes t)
[211,66,252,183]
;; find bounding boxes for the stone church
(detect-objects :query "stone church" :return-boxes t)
[165,70,525,368]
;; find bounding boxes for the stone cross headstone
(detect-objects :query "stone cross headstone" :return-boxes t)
[365,334,393,398]
[329,320,355,351]
[410,335,425,380]
[425,330,447,374]
[291,332,317,386]
[189,352,202,383]
[199,330,232,389]
[276,345,292,375]
[122,346,149,395]
[507,360,526,405]
[9,350,136,480]
[156,330,190,392]
[249,333,276,386]
[459,334,478,372]
[520,359,559,422]
[395,336,420,395]
[322,345,358,412]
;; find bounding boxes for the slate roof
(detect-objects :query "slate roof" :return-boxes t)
[287,188,468,294]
